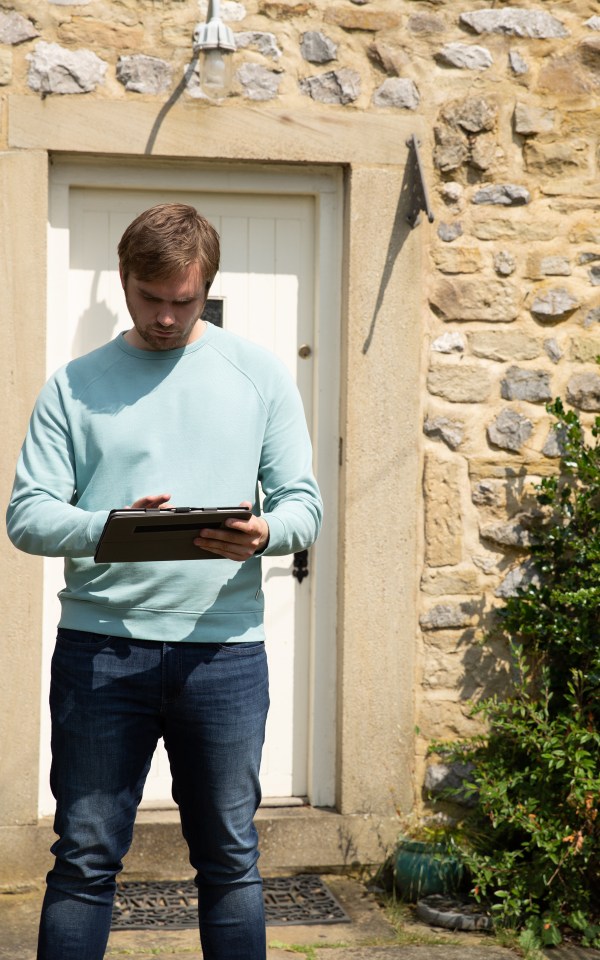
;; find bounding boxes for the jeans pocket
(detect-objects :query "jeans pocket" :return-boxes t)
[56,628,114,649]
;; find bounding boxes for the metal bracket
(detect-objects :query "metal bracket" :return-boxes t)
[292,550,309,584]
[405,134,435,229]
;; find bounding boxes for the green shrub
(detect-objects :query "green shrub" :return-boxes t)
[435,398,600,947]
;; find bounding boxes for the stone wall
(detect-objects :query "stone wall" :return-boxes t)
[3,0,600,812]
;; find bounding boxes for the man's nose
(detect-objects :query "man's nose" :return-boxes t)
[156,303,175,326]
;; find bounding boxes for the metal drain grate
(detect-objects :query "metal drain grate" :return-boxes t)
[112,875,351,930]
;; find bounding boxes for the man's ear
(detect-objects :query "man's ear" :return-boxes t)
[119,265,126,289]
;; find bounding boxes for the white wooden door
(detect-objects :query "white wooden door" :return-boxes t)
[41,183,322,811]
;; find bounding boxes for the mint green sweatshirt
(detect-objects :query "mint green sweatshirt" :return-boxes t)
[7,324,323,643]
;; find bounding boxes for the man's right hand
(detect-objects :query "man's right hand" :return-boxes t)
[127,494,172,509]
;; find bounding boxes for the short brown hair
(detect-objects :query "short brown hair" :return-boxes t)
[118,203,220,290]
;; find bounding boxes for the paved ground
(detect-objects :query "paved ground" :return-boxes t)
[2,874,600,960]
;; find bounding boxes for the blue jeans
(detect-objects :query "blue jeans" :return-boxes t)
[37,630,269,960]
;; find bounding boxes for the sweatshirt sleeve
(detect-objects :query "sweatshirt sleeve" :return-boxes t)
[6,377,108,558]
[258,367,323,557]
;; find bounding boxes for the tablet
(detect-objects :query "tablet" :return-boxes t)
[94,507,253,563]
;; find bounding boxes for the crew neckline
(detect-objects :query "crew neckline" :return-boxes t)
[115,321,217,360]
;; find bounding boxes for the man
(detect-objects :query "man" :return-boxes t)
[6,203,323,960]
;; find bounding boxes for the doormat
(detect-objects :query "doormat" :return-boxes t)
[112,875,351,930]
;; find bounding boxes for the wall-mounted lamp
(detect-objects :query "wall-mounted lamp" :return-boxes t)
[193,0,236,99]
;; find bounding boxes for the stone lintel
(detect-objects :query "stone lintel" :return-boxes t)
[8,94,421,165]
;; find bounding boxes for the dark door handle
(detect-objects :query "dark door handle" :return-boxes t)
[292,550,309,583]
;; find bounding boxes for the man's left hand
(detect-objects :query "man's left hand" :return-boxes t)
[193,501,269,561]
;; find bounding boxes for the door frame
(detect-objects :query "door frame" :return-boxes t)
[40,158,342,813]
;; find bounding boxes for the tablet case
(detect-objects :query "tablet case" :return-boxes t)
[94,507,252,563]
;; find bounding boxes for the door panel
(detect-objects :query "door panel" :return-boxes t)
[42,186,316,806]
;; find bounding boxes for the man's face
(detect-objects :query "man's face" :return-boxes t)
[121,263,208,351]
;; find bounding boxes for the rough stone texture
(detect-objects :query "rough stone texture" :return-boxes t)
[524,139,591,177]
[433,126,469,173]
[495,559,541,598]
[300,31,336,64]
[437,221,463,243]
[427,364,492,403]
[436,43,493,70]
[500,366,552,403]
[116,55,172,95]
[514,102,555,135]
[0,11,38,45]
[530,288,580,322]
[460,9,569,39]
[324,6,401,31]
[372,77,419,110]
[570,336,600,363]
[424,455,463,566]
[442,96,496,134]
[431,332,465,354]
[472,184,530,206]
[0,48,12,86]
[494,251,516,276]
[543,423,568,457]
[237,63,282,100]
[544,338,562,364]
[432,246,481,273]
[509,49,528,74]
[567,372,600,411]
[585,17,600,30]
[421,567,481,596]
[430,279,519,323]
[235,31,282,59]
[424,761,476,805]
[423,415,464,450]
[480,517,534,548]
[487,408,533,452]
[299,68,360,104]
[420,603,474,630]
[469,331,539,362]
[27,42,107,95]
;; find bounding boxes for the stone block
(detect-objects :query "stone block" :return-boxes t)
[544,338,562,364]
[237,63,282,100]
[0,11,38,44]
[236,32,282,59]
[430,278,519,322]
[433,126,469,173]
[480,517,534,548]
[514,101,556,135]
[495,559,541,598]
[423,415,464,450]
[470,132,500,172]
[431,246,481,274]
[441,96,496,133]
[459,9,568,39]
[472,184,530,206]
[569,337,600,363]
[421,567,481,597]
[116,55,172,95]
[299,68,360,105]
[524,139,591,177]
[300,31,336,64]
[420,602,475,631]
[437,222,463,242]
[469,331,540,362]
[324,6,401,31]
[509,50,528,75]
[436,43,493,71]
[500,366,551,403]
[27,42,107,95]
[530,287,580,322]
[423,454,463,566]
[372,78,419,110]
[258,0,310,18]
[567,371,600,411]
[494,251,516,276]
[487,408,533,452]
[57,19,145,51]
[0,49,12,86]
[431,332,465,354]
[427,364,492,403]
[474,217,561,242]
